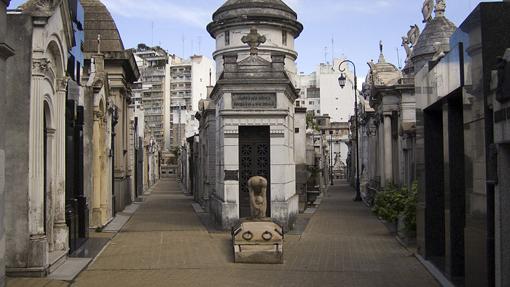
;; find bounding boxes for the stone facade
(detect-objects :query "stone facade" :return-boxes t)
[208,52,299,232]
[0,1,13,284]
[4,0,76,275]
[82,0,139,227]
[414,3,510,286]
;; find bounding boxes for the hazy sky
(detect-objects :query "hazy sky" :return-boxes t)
[8,0,501,77]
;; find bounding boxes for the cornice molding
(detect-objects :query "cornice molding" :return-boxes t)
[0,43,15,60]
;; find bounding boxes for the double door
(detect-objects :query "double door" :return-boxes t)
[238,126,271,218]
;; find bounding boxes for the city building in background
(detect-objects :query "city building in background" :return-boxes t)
[132,44,171,150]
[169,54,215,148]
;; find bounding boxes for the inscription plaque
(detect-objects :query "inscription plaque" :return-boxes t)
[225,170,239,181]
[232,93,276,109]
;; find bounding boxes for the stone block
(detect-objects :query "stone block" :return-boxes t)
[232,220,283,264]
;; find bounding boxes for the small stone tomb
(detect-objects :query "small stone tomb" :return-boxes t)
[232,176,284,264]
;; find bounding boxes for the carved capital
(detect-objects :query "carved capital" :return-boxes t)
[32,58,50,74]
[56,77,69,92]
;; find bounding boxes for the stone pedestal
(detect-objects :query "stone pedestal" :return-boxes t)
[232,220,283,264]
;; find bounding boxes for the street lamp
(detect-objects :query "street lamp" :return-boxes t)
[338,60,362,202]
[329,130,334,186]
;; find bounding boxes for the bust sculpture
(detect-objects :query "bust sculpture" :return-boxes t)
[248,176,268,219]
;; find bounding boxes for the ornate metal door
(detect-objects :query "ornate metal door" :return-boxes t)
[239,126,271,218]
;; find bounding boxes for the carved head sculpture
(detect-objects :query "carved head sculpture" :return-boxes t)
[247,176,268,220]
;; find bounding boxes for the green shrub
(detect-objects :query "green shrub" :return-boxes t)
[402,181,418,233]
[372,183,405,223]
[372,181,417,233]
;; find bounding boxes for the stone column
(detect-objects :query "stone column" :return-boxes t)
[92,110,102,227]
[383,113,393,183]
[53,79,68,251]
[0,1,13,285]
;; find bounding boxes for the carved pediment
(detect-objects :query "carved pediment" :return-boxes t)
[238,55,271,67]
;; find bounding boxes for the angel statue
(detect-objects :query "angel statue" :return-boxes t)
[422,0,435,23]
[407,24,420,47]
[401,37,413,63]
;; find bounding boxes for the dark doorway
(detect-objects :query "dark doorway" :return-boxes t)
[239,126,271,218]
[65,100,88,253]
[424,102,445,267]
[445,94,466,284]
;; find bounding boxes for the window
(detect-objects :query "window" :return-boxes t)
[296,101,300,107]
[295,128,300,133]
[309,101,314,105]
[225,30,230,45]
[282,30,287,45]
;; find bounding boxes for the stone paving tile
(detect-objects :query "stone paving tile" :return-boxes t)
[72,177,439,287]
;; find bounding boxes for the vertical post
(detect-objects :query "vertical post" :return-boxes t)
[354,72,361,201]
[330,131,334,186]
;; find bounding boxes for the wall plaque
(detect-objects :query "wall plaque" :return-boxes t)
[225,170,239,181]
[232,93,276,109]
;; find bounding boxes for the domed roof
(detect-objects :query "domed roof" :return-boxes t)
[208,0,303,38]
[81,0,124,54]
[370,52,402,87]
[411,11,456,71]
[213,0,297,20]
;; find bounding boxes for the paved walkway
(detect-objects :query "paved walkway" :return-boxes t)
[8,177,438,286]
[69,177,438,287]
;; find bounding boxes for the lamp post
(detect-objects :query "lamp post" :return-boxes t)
[338,60,362,202]
[329,130,334,186]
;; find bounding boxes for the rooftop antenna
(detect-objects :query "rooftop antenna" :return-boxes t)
[324,46,328,64]
[209,68,212,86]
[198,36,202,55]
[331,36,335,64]
[151,22,154,46]
[396,47,402,69]
[182,35,185,58]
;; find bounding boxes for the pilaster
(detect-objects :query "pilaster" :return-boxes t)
[53,78,68,252]
[383,114,393,183]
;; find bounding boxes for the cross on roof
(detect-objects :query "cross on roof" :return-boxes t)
[241,27,266,55]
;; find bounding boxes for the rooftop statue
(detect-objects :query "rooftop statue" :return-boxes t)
[422,0,435,23]
[407,25,421,47]
[435,0,446,17]
[402,24,421,63]
[402,37,413,63]
[242,27,267,55]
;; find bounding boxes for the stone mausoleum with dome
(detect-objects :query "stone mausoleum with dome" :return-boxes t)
[199,0,304,231]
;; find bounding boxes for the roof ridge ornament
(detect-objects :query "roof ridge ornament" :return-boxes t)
[241,27,266,55]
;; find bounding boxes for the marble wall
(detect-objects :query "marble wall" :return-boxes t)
[0,1,12,285]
